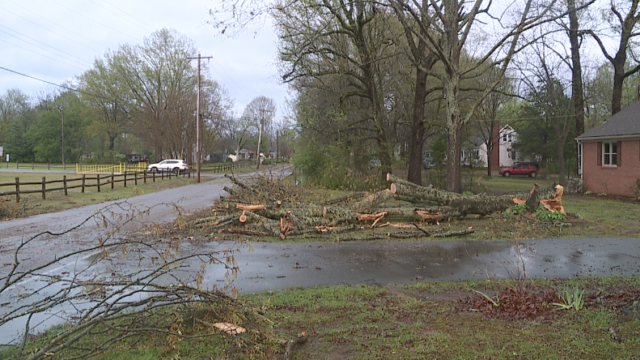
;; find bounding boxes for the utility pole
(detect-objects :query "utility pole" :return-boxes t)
[188,54,212,183]
[57,107,65,169]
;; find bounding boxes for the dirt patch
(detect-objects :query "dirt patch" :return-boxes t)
[456,285,640,322]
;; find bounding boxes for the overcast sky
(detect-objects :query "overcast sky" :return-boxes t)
[0,0,286,118]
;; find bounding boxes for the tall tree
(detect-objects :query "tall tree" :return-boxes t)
[588,0,640,114]
[78,59,132,156]
[242,96,276,169]
[390,0,556,193]
[390,0,438,185]
[565,0,590,136]
[517,41,573,185]
[107,29,199,160]
[274,0,398,177]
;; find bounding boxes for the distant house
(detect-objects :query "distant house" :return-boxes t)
[576,101,640,197]
[474,125,520,168]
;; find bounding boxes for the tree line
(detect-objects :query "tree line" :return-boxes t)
[0,28,293,167]
[211,0,640,192]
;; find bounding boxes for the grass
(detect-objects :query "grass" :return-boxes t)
[0,172,200,218]
[4,277,640,359]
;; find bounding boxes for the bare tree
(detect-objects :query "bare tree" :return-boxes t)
[389,0,557,193]
[243,96,276,169]
[587,0,640,115]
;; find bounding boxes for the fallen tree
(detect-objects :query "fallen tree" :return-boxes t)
[192,173,566,241]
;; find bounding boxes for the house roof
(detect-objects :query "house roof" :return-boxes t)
[577,101,640,140]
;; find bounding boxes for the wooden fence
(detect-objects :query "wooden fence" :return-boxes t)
[2,160,258,174]
[0,170,189,203]
[200,160,254,173]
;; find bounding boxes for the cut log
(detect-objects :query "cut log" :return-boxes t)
[236,204,267,211]
[540,184,566,215]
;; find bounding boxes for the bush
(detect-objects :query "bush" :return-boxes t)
[292,141,380,191]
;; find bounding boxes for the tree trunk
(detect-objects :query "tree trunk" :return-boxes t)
[256,120,263,169]
[407,67,428,185]
[611,55,626,115]
[446,118,463,193]
[568,0,585,136]
[557,139,566,186]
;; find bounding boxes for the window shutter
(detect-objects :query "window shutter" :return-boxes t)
[617,141,622,166]
[597,142,602,166]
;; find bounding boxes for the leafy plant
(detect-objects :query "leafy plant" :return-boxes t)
[553,286,585,311]
[502,204,527,216]
[534,206,566,221]
[473,290,500,307]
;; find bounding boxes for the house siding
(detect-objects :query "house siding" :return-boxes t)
[582,139,640,197]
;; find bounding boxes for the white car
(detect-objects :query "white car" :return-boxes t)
[147,159,189,173]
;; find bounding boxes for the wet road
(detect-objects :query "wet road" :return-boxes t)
[204,237,640,293]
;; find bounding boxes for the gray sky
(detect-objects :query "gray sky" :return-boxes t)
[0,0,286,118]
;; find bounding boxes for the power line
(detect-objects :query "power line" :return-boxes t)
[0,38,86,72]
[4,0,104,53]
[0,65,103,99]
[0,3,100,52]
[0,24,93,68]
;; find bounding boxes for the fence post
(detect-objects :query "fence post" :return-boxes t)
[82,174,86,193]
[42,177,46,200]
[97,174,101,193]
[63,175,68,196]
[124,172,127,188]
[143,171,147,184]
[152,171,156,182]
[111,173,115,189]
[134,171,138,186]
[161,170,164,180]
[15,177,20,203]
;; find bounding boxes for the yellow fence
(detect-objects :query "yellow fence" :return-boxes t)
[76,162,148,174]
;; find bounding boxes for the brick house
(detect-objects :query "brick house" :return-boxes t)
[576,101,640,197]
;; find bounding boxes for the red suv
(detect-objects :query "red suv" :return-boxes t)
[499,162,540,178]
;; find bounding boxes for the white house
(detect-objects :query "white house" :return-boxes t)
[475,125,519,168]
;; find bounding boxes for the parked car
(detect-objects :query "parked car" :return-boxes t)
[147,159,189,173]
[499,162,540,178]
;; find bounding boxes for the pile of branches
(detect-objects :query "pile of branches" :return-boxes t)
[192,173,565,241]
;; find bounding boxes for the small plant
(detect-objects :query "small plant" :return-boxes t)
[553,286,585,311]
[502,204,527,216]
[473,290,500,307]
[534,206,565,221]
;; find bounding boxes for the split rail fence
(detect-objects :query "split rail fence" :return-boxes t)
[0,170,189,203]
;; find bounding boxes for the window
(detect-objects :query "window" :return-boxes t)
[577,143,582,175]
[502,134,507,142]
[603,142,617,166]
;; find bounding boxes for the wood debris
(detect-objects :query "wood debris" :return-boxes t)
[191,172,564,241]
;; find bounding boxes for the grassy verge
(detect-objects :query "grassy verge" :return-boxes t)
[4,277,639,359]
[0,172,200,218]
